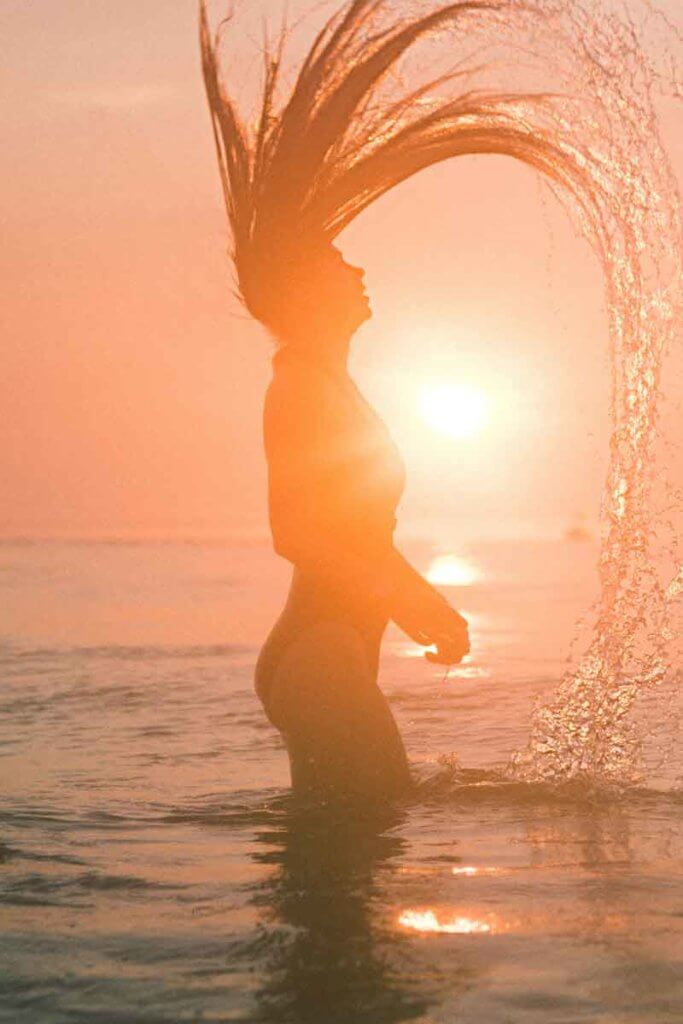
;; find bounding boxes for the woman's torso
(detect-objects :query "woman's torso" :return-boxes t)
[255,347,406,705]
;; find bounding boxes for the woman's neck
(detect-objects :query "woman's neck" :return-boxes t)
[276,333,350,373]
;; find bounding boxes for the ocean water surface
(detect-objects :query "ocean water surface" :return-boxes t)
[0,537,681,1023]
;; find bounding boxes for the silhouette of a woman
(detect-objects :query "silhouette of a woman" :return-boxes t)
[199,0,610,799]
[197,2,483,799]
[255,244,469,799]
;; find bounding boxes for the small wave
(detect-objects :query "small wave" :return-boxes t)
[0,806,154,833]
[0,642,254,664]
[0,842,86,867]
[411,757,683,808]
[0,870,184,910]
[157,789,290,828]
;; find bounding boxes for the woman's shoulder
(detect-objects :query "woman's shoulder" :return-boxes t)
[266,351,343,412]
[264,357,341,452]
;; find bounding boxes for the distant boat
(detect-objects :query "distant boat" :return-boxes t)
[564,519,592,542]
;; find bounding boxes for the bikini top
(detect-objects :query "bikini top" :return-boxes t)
[264,346,406,562]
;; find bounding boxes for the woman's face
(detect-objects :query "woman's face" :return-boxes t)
[320,245,372,335]
[282,243,372,346]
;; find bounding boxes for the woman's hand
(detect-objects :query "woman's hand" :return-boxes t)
[421,597,470,665]
[393,584,470,665]
[424,632,469,665]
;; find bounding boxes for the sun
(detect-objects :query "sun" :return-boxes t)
[419,383,490,440]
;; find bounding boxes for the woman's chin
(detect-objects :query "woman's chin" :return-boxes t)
[342,303,372,338]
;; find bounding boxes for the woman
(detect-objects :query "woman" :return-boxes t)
[198,0,625,798]
[254,242,469,800]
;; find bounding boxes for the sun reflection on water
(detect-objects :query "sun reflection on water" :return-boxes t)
[451,865,501,876]
[427,555,481,587]
[398,910,493,935]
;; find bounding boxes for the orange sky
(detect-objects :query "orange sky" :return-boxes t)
[2,1,681,543]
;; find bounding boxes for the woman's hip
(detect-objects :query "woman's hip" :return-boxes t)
[255,618,409,799]
[254,616,385,728]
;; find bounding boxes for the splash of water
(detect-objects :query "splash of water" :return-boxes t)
[387,0,683,785]
[498,4,683,785]
[388,0,683,784]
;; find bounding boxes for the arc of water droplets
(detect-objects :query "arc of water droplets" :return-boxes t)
[372,0,682,784]
[500,1,683,786]
[367,0,681,784]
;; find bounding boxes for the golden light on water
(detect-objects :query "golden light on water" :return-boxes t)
[451,865,500,876]
[399,910,492,935]
[427,555,481,586]
[399,904,626,939]
[419,383,490,440]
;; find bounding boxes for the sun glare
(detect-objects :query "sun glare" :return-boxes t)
[427,555,481,586]
[399,910,492,935]
[419,383,490,440]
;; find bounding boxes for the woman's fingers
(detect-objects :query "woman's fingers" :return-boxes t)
[395,595,469,660]
[424,631,470,665]
[424,648,463,666]
[425,649,457,665]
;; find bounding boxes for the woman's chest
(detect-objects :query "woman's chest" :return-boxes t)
[323,379,406,509]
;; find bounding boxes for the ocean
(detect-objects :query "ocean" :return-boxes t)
[1,537,681,1022]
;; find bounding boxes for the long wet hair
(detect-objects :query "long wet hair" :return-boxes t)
[198,0,618,338]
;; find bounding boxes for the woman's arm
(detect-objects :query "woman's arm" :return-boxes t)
[263,368,469,662]
[388,548,470,662]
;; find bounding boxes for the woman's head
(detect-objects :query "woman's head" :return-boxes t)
[241,241,371,348]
